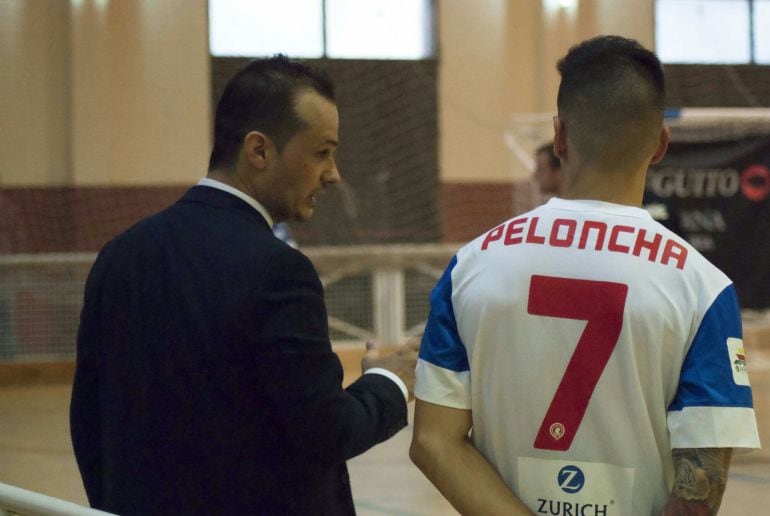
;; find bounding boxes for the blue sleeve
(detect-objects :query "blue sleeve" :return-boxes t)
[419,255,470,373]
[669,284,754,411]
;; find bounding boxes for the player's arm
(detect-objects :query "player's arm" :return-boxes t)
[410,399,534,516]
[662,447,732,516]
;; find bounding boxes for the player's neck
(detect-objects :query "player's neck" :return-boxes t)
[561,164,646,207]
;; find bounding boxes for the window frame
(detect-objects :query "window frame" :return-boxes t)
[208,0,437,60]
[655,0,768,64]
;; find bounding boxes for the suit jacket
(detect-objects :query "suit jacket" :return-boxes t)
[70,186,407,515]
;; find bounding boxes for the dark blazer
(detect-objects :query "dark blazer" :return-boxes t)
[70,186,407,515]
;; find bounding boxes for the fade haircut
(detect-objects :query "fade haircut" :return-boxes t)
[556,35,665,170]
[208,55,336,171]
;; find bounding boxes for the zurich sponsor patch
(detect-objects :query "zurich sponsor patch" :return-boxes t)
[518,457,634,515]
[558,465,585,494]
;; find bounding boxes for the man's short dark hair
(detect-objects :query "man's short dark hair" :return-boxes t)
[556,35,665,168]
[208,55,335,171]
[536,142,560,170]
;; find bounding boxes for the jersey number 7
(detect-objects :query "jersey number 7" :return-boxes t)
[528,275,629,451]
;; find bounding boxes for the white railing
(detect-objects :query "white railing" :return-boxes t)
[308,244,458,345]
[0,482,112,516]
[2,245,769,359]
[0,245,460,360]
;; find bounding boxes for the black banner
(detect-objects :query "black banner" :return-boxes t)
[644,137,770,309]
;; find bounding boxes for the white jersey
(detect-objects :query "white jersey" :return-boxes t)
[416,198,761,515]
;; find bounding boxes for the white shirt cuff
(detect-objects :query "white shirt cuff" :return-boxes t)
[364,368,409,403]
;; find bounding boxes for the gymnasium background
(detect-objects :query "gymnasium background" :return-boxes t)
[0,0,770,363]
[1,1,768,514]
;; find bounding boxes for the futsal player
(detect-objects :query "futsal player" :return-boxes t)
[410,35,761,515]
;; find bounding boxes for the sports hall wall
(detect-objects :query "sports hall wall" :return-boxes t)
[3,0,766,249]
[0,0,658,250]
[1,1,768,366]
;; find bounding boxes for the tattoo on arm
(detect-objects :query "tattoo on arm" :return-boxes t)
[663,448,732,516]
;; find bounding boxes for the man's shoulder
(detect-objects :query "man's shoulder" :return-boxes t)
[263,242,318,278]
[105,202,179,246]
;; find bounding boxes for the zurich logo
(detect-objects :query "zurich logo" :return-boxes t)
[557,465,585,494]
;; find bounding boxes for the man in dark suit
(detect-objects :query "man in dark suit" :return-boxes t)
[70,56,418,515]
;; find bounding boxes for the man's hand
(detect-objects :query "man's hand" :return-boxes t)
[361,338,420,400]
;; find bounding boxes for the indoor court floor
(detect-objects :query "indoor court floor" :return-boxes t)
[1,332,768,515]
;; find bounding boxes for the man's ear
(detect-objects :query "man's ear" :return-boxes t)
[650,125,670,165]
[553,116,568,160]
[242,131,272,170]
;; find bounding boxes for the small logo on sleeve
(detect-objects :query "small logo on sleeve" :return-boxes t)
[727,337,750,386]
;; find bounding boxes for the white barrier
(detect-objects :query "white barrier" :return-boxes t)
[0,245,460,360]
[0,482,113,516]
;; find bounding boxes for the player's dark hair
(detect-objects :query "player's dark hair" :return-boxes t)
[556,35,665,167]
[208,55,336,171]
[536,142,560,169]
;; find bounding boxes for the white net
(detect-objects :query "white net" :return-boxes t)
[503,109,770,165]
[0,246,457,361]
[0,254,91,362]
[666,108,770,141]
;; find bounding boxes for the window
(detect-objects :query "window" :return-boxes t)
[325,0,433,59]
[209,0,434,59]
[755,0,770,63]
[208,0,323,58]
[655,0,770,64]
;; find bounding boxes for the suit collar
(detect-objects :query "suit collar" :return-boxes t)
[180,185,272,230]
[196,178,274,227]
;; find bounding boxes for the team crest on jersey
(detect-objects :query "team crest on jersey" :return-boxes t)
[549,423,566,440]
[727,337,750,386]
